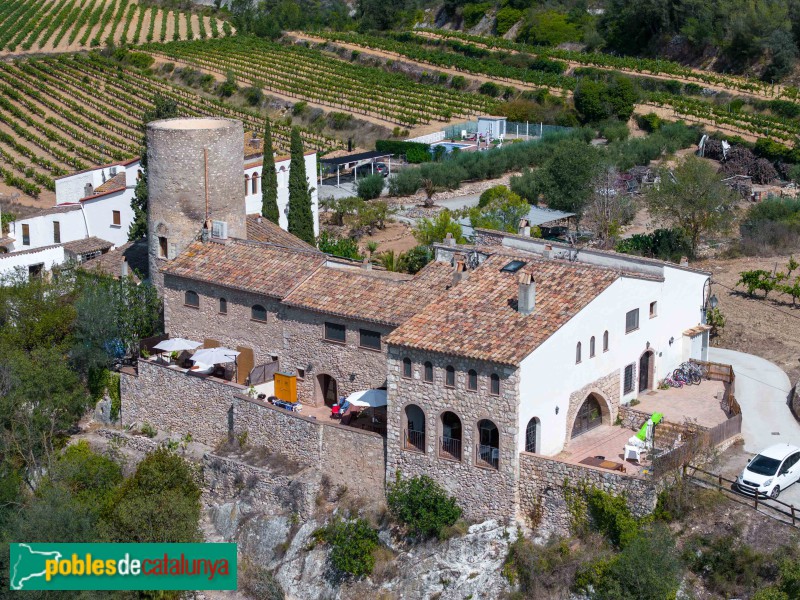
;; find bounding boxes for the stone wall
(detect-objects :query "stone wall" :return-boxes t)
[518,452,660,535]
[385,345,521,522]
[163,277,395,406]
[565,369,621,439]
[792,380,800,421]
[120,359,240,446]
[618,404,652,431]
[320,424,386,506]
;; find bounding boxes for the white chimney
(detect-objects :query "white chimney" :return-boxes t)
[518,218,530,237]
[680,256,689,267]
[518,271,536,315]
[444,232,456,247]
[362,257,372,270]
[542,244,553,259]
[120,257,128,278]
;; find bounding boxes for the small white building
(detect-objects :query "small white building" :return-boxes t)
[477,116,507,140]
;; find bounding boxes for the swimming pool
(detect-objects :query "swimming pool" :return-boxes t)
[430,142,476,153]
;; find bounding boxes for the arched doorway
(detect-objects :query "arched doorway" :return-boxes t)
[571,395,603,438]
[639,350,654,392]
[525,417,540,453]
[404,404,425,452]
[476,419,499,469]
[317,374,338,407]
[439,411,462,461]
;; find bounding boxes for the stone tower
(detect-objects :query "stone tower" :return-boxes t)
[147,117,245,291]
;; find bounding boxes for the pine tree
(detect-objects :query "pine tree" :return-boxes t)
[261,117,280,224]
[287,128,315,245]
[128,95,179,241]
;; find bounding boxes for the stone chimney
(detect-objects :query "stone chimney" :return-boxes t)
[452,259,467,286]
[362,257,372,271]
[518,271,536,315]
[120,257,128,278]
[518,218,530,237]
[680,256,689,267]
[542,244,553,259]
[444,232,456,247]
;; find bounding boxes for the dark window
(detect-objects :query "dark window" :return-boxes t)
[158,236,168,258]
[252,173,259,194]
[603,330,609,352]
[650,301,657,317]
[404,404,425,453]
[626,309,639,333]
[423,361,433,382]
[525,418,539,453]
[576,342,582,364]
[445,365,455,387]
[476,419,499,469]
[440,411,462,460]
[244,174,250,195]
[490,373,500,395]
[53,221,60,243]
[359,329,381,350]
[467,369,478,391]
[624,364,635,394]
[501,260,526,273]
[184,290,199,308]
[590,336,595,358]
[324,322,346,343]
[219,297,227,314]
[297,368,305,380]
[112,210,121,226]
[402,357,412,378]
[22,224,30,246]
[251,304,267,322]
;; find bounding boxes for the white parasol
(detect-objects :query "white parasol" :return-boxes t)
[191,347,240,365]
[153,338,202,353]
[345,389,387,408]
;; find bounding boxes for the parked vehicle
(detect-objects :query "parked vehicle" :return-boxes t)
[355,162,388,177]
[736,444,800,499]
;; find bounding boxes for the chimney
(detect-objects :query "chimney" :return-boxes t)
[518,271,536,315]
[362,257,372,271]
[680,256,689,267]
[120,257,128,278]
[542,244,553,259]
[518,218,530,237]
[452,259,467,286]
[444,232,456,247]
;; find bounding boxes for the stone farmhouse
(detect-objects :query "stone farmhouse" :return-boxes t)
[122,117,731,526]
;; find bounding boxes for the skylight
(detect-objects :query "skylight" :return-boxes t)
[500,260,526,273]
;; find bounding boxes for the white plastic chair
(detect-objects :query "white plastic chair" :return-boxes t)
[624,445,643,462]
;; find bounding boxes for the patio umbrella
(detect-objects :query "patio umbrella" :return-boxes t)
[345,389,387,408]
[153,338,202,353]
[191,347,240,365]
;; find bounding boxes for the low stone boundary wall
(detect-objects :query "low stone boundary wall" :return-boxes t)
[518,452,660,535]
[96,429,160,455]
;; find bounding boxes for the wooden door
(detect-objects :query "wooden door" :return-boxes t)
[236,346,254,385]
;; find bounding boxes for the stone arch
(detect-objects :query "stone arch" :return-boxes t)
[475,418,500,469]
[567,390,612,440]
[525,417,540,453]
[315,372,338,407]
[402,402,426,453]
[438,409,463,461]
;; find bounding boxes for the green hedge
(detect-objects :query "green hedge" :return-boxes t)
[375,140,431,163]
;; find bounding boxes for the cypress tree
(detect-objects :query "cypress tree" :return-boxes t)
[287,128,315,245]
[128,95,179,241]
[261,117,280,224]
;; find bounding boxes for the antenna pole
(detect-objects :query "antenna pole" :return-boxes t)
[204,148,210,223]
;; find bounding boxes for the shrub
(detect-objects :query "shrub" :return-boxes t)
[598,119,629,142]
[495,6,522,35]
[398,245,432,274]
[451,75,467,90]
[240,560,285,599]
[140,423,157,438]
[615,228,691,262]
[478,82,501,97]
[328,112,352,130]
[586,488,640,549]
[413,211,465,246]
[387,474,462,539]
[291,101,308,116]
[388,168,423,196]
[316,232,362,260]
[242,86,263,106]
[683,533,774,597]
[462,2,491,28]
[375,140,431,163]
[504,536,597,595]
[314,517,379,577]
[356,174,385,200]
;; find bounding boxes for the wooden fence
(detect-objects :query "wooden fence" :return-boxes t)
[651,413,742,477]
[139,334,168,356]
[690,358,741,416]
[248,360,281,386]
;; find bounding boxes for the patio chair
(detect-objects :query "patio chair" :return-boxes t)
[330,405,341,419]
[623,444,644,463]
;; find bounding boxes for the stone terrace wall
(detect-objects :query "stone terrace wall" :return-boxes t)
[518,452,659,535]
[320,424,386,506]
[121,359,240,445]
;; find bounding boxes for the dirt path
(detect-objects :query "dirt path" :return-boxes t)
[164,11,176,43]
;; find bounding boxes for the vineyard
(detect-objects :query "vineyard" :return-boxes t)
[0,53,341,201]
[142,36,498,127]
[0,0,231,55]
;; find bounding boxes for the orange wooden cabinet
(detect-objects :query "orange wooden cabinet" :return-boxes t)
[274,371,297,403]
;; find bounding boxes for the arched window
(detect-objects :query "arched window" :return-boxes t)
[490,373,500,396]
[440,411,462,460]
[445,365,455,388]
[467,369,478,391]
[251,304,267,322]
[252,172,259,194]
[590,336,596,358]
[525,417,540,453]
[184,290,199,308]
[603,330,609,352]
[423,361,433,383]
[404,404,425,452]
[244,174,250,195]
[402,357,412,379]
[576,342,582,364]
[219,297,227,314]
[477,419,499,469]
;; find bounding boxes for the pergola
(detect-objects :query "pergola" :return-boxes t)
[319,150,393,188]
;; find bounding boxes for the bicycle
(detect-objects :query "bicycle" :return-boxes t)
[673,361,705,385]
[663,375,684,388]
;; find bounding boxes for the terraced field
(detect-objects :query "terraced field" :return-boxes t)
[0,53,341,202]
[0,0,231,55]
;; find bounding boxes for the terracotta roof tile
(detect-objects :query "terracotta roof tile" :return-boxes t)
[63,236,114,255]
[386,252,620,365]
[162,239,326,299]
[246,214,314,250]
[79,239,149,282]
[282,261,454,326]
[93,171,126,194]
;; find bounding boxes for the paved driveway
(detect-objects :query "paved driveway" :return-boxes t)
[708,348,800,453]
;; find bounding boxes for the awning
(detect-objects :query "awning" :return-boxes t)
[345,389,387,408]
[319,151,391,168]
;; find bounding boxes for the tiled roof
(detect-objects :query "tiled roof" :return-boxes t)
[0,237,13,248]
[386,252,619,366]
[63,236,114,255]
[21,204,82,219]
[282,261,454,326]
[246,214,314,250]
[79,239,149,282]
[162,239,326,299]
[93,172,126,194]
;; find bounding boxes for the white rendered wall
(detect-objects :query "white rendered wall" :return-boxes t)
[9,209,86,251]
[517,266,708,456]
[244,153,319,236]
[82,189,134,246]
[0,246,64,279]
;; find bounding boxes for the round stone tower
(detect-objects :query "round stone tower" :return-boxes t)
[147,117,246,291]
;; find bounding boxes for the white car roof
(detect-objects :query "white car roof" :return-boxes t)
[756,443,800,461]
